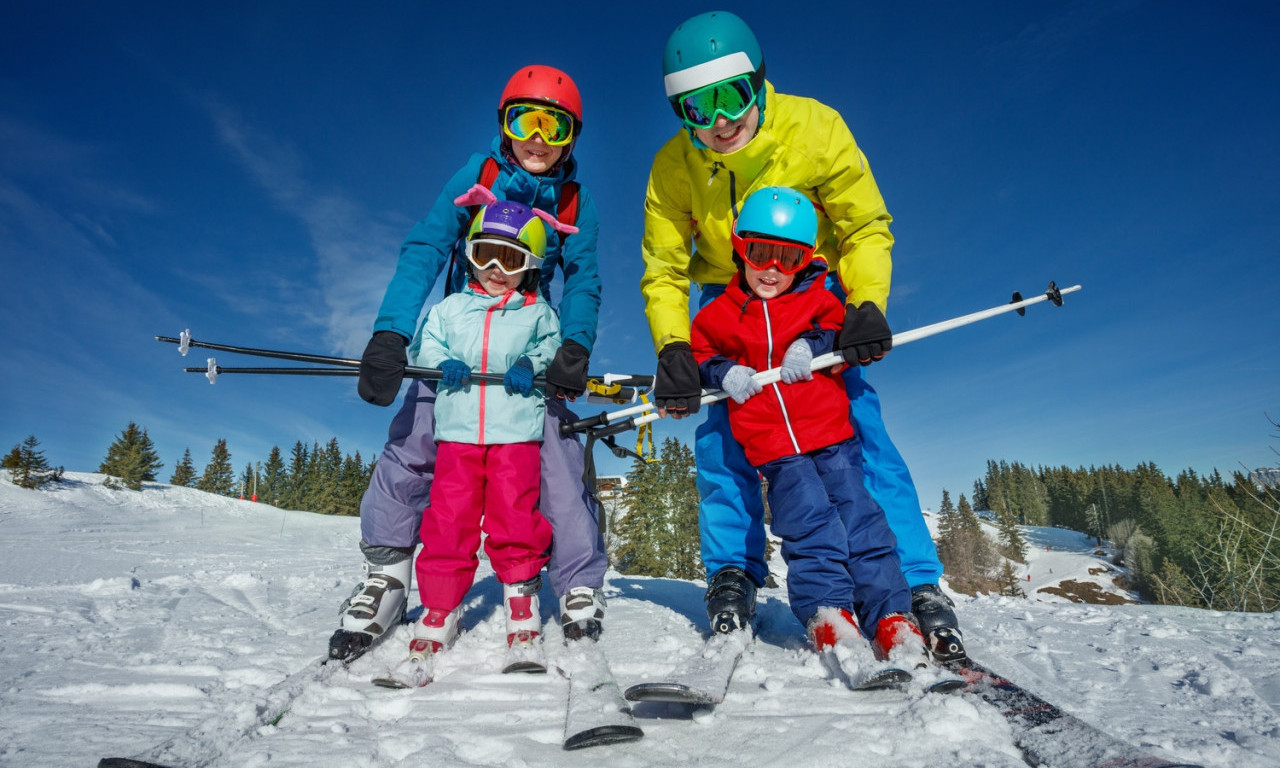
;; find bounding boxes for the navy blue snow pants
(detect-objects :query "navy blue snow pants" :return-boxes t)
[759,436,912,634]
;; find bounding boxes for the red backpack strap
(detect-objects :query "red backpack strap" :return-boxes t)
[556,181,580,229]
[466,157,503,229]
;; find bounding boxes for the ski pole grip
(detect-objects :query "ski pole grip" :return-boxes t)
[559,411,611,436]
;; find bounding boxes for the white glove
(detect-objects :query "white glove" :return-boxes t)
[721,365,763,404]
[779,339,814,384]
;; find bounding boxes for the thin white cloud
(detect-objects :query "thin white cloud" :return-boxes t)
[201,97,405,356]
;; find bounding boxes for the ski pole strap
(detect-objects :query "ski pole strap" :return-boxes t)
[634,393,656,462]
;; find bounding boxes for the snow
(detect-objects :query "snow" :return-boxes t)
[2,474,1278,767]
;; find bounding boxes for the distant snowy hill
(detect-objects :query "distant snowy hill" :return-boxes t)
[2,474,1277,767]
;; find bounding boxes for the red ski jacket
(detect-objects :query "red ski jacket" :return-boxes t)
[691,264,855,467]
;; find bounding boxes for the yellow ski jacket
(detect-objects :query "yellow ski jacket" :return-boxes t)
[641,82,894,352]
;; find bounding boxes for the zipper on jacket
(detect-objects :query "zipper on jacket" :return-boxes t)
[761,300,802,454]
[477,290,518,445]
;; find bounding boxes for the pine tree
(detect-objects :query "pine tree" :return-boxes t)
[98,422,164,491]
[170,448,197,487]
[612,437,701,579]
[3,435,63,489]
[997,560,1026,597]
[279,441,309,510]
[195,439,235,496]
[995,507,1029,563]
[260,446,285,506]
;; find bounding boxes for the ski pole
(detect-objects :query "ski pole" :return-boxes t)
[561,281,1081,436]
[160,332,653,393]
[188,361,645,401]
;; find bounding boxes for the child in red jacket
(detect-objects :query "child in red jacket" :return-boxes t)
[690,186,926,666]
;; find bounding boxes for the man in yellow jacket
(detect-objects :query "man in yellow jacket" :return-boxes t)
[642,10,964,661]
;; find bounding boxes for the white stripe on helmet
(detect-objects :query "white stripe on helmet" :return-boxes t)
[663,52,756,98]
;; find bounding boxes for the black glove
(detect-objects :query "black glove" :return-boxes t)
[654,342,702,415]
[837,302,892,366]
[357,331,409,406]
[545,340,590,400]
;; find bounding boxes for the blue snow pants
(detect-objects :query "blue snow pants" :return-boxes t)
[694,282,943,589]
[759,437,911,632]
[359,378,607,597]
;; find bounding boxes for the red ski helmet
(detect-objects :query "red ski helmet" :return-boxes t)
[499,65,583,126]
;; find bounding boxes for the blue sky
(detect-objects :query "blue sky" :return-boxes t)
[2,1,1277,509]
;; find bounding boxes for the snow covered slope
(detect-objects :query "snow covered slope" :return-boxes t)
[2,474,1277,767]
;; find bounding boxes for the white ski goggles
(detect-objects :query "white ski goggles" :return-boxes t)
[465,236,544,275]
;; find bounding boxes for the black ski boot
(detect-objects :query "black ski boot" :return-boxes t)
[911,583,966,662]
[705,566,757,635]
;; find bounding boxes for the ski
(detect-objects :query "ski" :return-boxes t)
[559,637,644,750]
[371,655,435,689]
[372,638,441,689]
[624,628,750,705]
[947,657,1204,768]
[502,636,548,674]
[98,654,340,768]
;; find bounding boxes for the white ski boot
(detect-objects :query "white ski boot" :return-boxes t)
[329,558,411,662]
[371,608,457,689]
[559,586,606,642]
[502,576,547,673]
[413,606,460,654]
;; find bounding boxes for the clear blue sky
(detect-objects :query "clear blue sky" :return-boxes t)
[3,1,1277,508]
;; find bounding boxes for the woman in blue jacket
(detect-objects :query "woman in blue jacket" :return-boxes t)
[330,65,606,661]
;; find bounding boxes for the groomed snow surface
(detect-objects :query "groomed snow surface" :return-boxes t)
[1,473,1277,767]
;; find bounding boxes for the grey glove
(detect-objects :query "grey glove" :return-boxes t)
[721,365,763,404]
[779,339,814,384]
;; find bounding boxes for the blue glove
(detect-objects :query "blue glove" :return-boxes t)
[779,339,814,384]
[439,359,471,389]
[503,355,536,396]
[720,365,762,404]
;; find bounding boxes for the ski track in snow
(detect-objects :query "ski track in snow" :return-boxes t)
[1,473,1277,767]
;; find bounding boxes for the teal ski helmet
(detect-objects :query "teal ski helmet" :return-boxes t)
[662,11,766,126]
[735,187,818,247]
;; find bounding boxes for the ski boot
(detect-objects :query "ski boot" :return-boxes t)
[806,606,863,652]
[328,558,411,662]
[412,607,459,656]
[504,576,543,648]
[911,583,966,663]
[705,566,756,635]
[559,586,605,642]
[503,576,547,673]
[872,612,930,669]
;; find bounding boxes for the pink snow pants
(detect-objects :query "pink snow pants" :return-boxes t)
[415,441,550,613]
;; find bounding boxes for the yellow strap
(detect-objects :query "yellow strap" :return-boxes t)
[636,393,657,462]
[585,378,632,404]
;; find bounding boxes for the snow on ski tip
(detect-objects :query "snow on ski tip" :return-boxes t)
[624,628,750,705]
[559,637,643,749]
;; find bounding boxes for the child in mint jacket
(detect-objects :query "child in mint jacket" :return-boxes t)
[407,196,563,662]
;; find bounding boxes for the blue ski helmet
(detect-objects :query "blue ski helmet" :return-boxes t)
[662,11,766,124]
[735,186,818,247]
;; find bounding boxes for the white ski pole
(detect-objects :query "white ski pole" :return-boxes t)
[619,282,1081,429]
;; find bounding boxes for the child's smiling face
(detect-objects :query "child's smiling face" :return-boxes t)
[511,135,564,174]
[744,264,794,300]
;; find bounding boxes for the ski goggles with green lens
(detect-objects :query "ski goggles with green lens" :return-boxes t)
[502,102,575,146]
[731,232,816,275]
[674,74,758,129]
[465,236,543,275]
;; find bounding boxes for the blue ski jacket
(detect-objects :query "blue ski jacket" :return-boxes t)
[373,137,601,354]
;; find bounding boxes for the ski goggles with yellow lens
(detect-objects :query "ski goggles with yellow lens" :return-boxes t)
[465,237,544,275]
[502,102,576,146]
[674,74,758,129]
[731,233,816,275]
